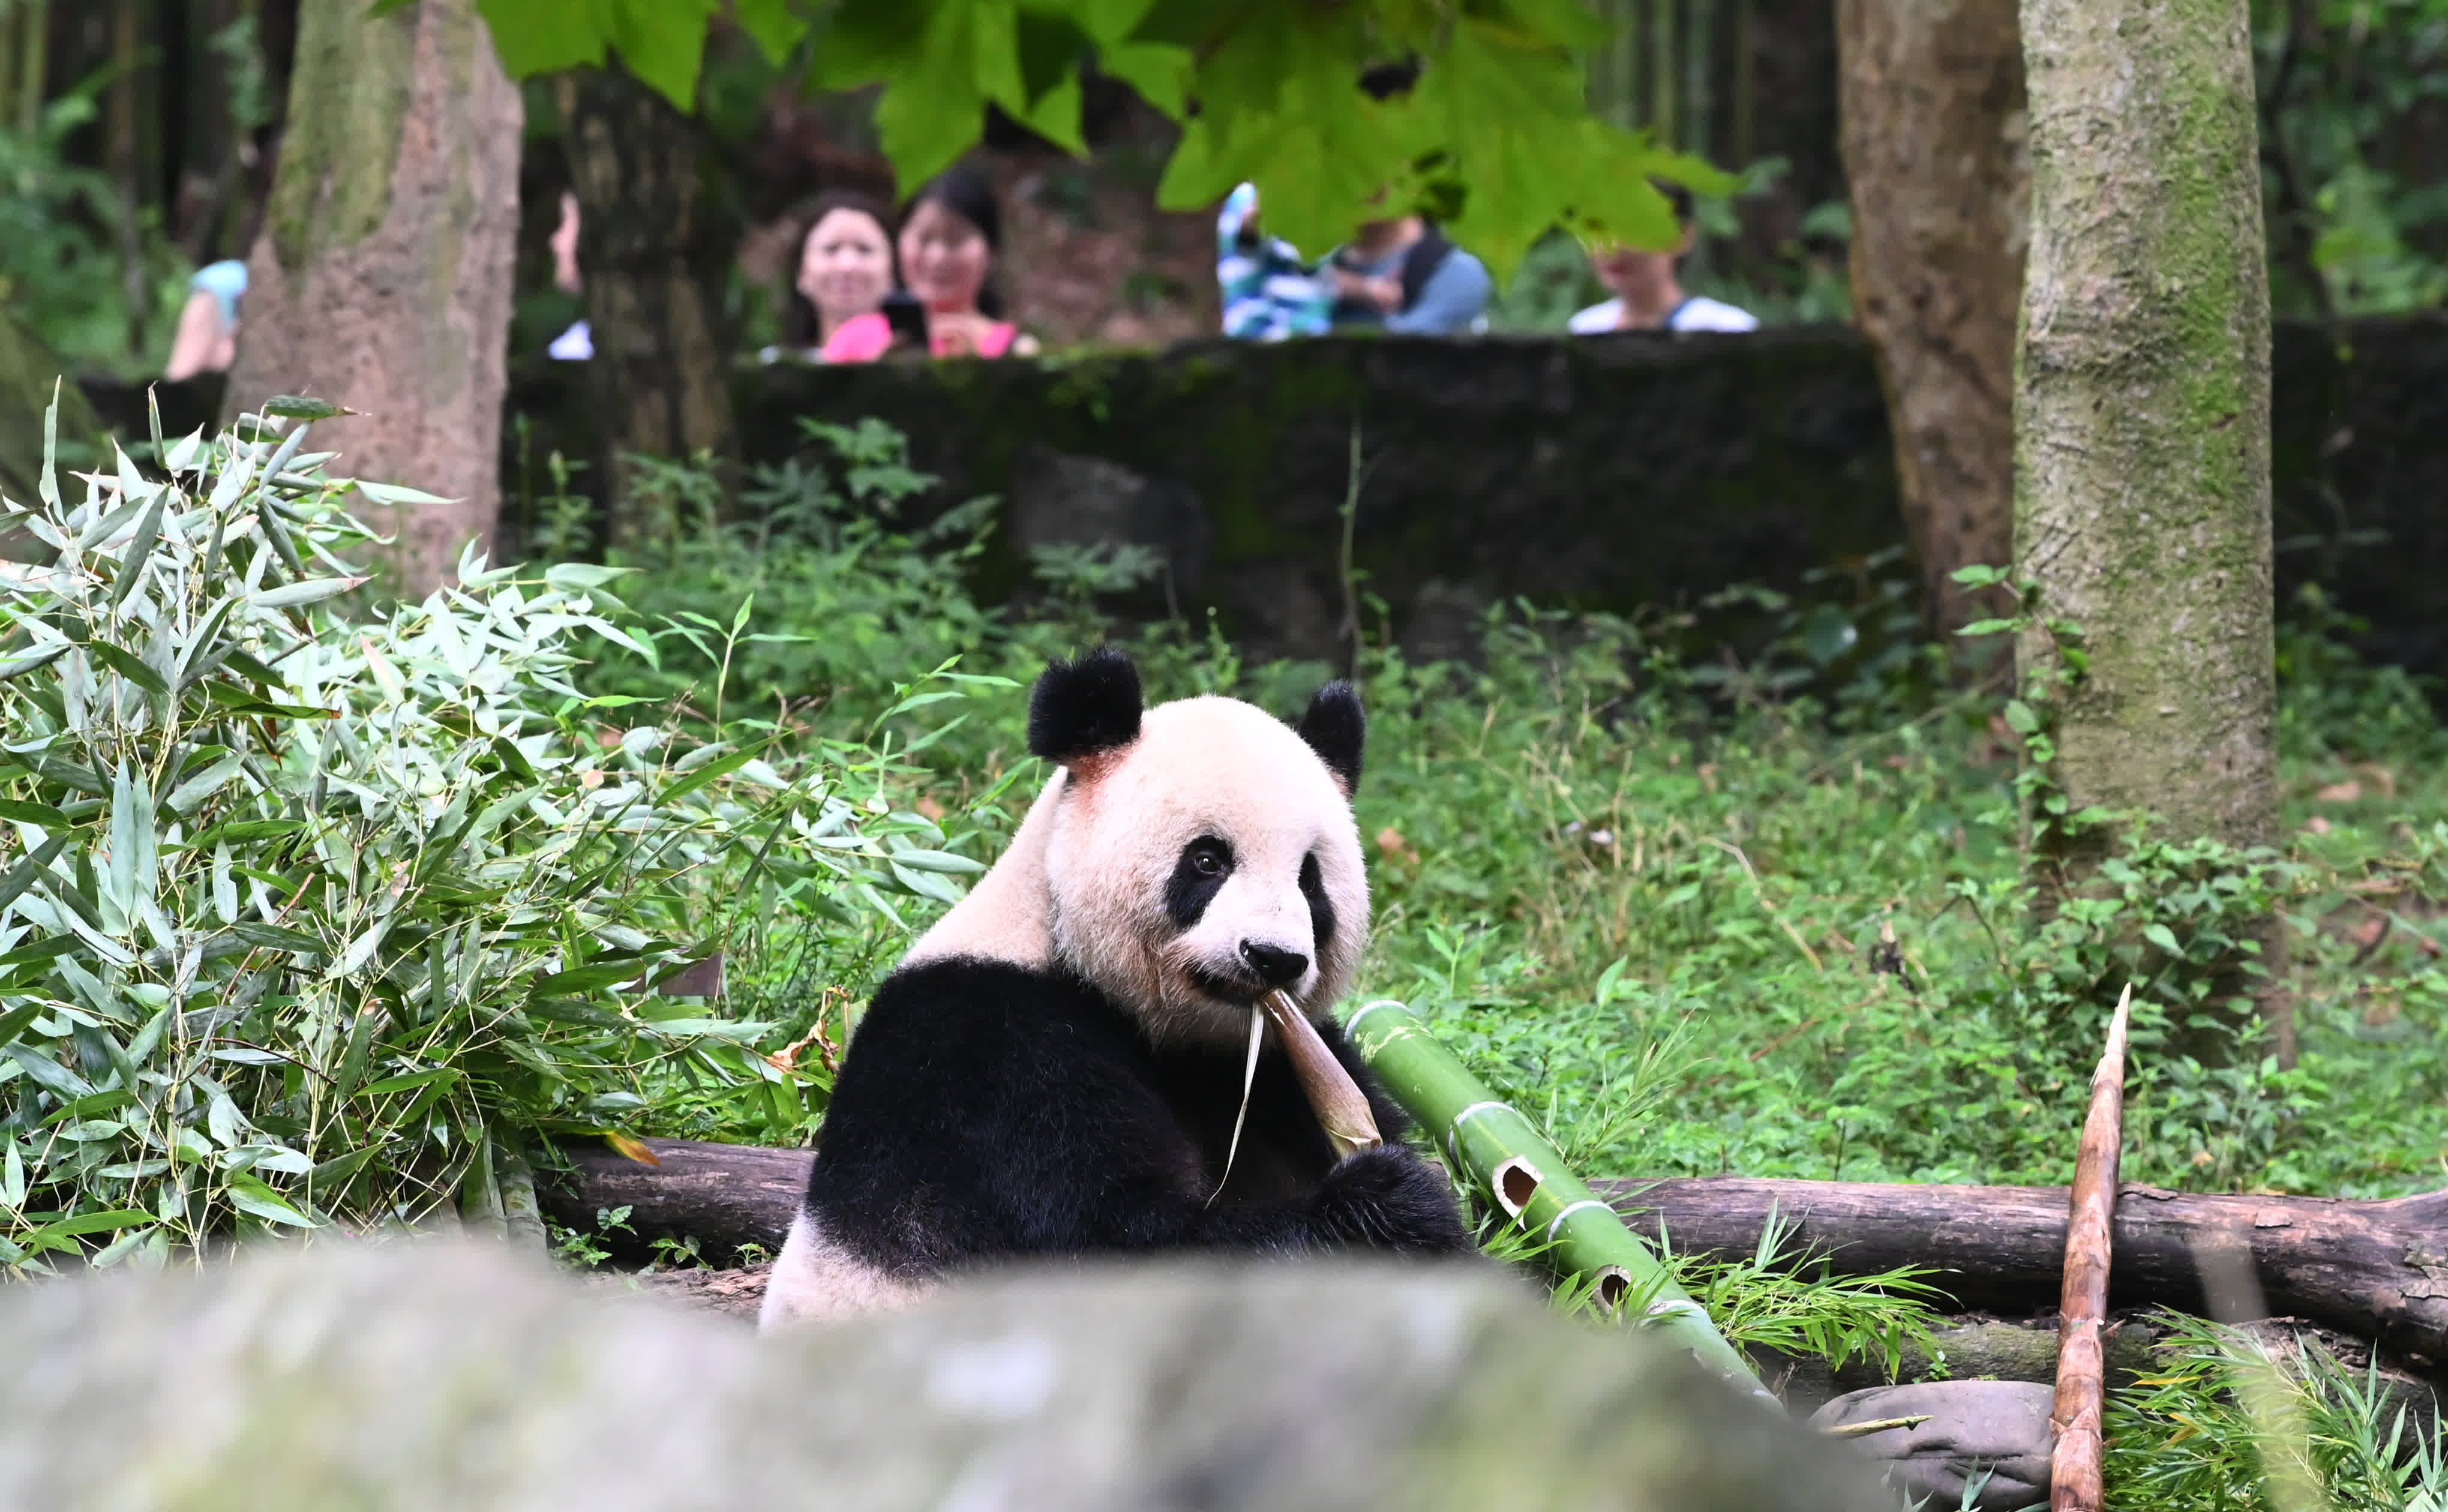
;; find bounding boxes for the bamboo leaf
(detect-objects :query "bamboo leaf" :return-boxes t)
[5,1043,93,1099]
[228,921,325,957]
[0,643,70,680]
[224,1173,319,1228]
[349,479,452,506]
[106,486,170,611]
[331,914,394,979]
[105,763,158,919]
[889,848,987,875]
[657,748,754,805]
[529,961,646,997]
[207,1091,250,1149]
[211,843,238,925]
[29,1209,152,1240]
[250,577,370,610]
[166,755,247,816]
[260,395,352,421]
[83,639,170,697]
[0,834,71,917]
[305,1143,382,1190]
[359,1066,457,1098]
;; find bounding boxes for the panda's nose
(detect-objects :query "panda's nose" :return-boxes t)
[1239,941,1309,986]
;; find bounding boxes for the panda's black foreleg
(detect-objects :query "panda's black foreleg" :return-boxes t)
[1135,1145,1472,1258]
[1307,1146,1475,1253]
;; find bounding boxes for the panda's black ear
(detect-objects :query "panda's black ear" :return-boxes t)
[1295,680,1365,796]
[1030,646,1143,765]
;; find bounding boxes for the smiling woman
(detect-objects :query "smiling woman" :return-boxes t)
[767,192,898,363]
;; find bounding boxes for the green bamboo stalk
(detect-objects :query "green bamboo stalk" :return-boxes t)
[1652,0,1677,146]
[1345,1000,1772,1401]
[16,0,49,139]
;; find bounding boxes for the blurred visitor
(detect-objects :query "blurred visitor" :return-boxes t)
[1570,181,1757,334]
[1217,184,1329,341]
[825,166,1038,362]
[763,191,898,363]
[547,192,593,360]
[1325,206,1491,335]
[164,259,247,380]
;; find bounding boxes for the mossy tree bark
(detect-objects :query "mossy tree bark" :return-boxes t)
[1836,0,2027,668]
[554,64,739,549]
[2015,0,2284,1055]
[0,307,107,524]
[221,0,520,598]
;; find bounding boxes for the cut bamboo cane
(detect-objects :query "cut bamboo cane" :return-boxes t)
[1345,999,1772,1402]
[1261,989,1382,1160]
[2050,984,2134,1512]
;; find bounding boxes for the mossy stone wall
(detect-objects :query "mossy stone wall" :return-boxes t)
[74,316,2448,671]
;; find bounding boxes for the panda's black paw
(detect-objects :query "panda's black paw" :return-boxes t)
[1316,1147,1472,1255]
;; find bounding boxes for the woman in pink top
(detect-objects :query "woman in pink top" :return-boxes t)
[769,190,899,362]
[823,167,1039,362]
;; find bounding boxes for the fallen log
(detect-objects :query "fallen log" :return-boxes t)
[541,1136,811,1266]
[535,1137,2448,1372]
[1604,1176,2448,1376]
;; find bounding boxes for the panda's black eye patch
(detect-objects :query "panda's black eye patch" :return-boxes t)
[1300,851,1336,953]
[1166,836,1234,928]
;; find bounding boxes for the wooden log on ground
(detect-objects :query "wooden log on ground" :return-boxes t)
[541,1137,811,1265]
[536,1137,2448,1371]
[1601,1176,2448,1375]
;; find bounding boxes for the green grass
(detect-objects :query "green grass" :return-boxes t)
[694,607,2446,1202]
[565,431,2446,1202]
[1345,616,2448,1201]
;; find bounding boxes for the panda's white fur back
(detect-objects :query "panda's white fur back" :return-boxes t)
[758,1211,937,1329]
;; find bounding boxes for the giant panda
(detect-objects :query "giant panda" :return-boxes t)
[759,647,1470,1328]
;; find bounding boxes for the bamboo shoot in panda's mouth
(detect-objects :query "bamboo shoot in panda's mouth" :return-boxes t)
[1262,989,1382,1159]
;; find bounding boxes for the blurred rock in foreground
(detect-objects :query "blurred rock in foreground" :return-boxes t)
[0,1243,1894,1511]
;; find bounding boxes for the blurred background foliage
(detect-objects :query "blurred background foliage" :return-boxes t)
[1,0,2440,381]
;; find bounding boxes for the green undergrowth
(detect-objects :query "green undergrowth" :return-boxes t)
[555,455,2448,1506]
[554,429,2448,1204]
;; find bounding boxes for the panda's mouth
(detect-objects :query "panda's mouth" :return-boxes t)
[1186,964,1277,1005]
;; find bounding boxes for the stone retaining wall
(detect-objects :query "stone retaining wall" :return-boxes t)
[85,316,2448,670]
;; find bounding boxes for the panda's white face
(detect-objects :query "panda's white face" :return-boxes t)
[1042,697,1369,1046]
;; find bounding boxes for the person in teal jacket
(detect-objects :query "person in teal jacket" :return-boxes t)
[166,259,248,379]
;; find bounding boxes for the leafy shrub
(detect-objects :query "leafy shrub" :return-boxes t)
[580,420,1001,728]
[0,403,989,1269]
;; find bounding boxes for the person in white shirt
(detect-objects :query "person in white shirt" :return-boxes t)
[1568,179,1759,335]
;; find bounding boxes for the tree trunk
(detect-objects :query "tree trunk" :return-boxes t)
[0,306,108,517]
[220,0,519,599]
[106,0,149,359]
[536,1136,2448,1377]
[1835,0,2026,659]
[554,64,739,551]
[2014,0,2282,1054]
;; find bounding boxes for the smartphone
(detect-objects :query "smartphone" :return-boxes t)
[882,291,929,352]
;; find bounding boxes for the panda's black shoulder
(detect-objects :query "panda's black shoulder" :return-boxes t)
[835,955,1140,1084]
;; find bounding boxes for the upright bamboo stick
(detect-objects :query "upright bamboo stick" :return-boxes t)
[2050,984,2134,1512]
[1346,1000,1772,1403]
